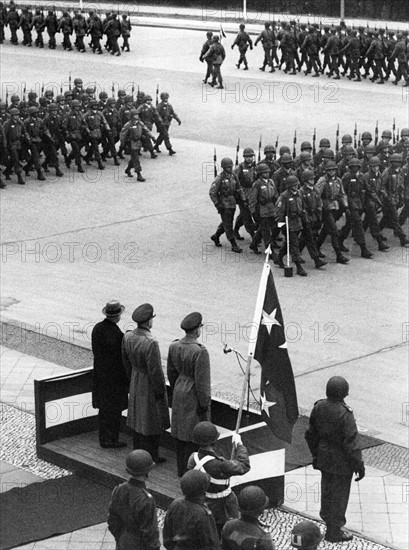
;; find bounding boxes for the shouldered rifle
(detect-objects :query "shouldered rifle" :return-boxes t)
[156,84,159,107]
[375,120,378,146]
[258,134,262,162]
[23,83,26,102]
[235,137,240,166]
[292,130,297,159]
[393,118,396,145]
[358,133,361,148]
[312,128,316,156]
[354,123,357,149]
[214,147,217,177]
[335,124,339,154]
[275,135,279,150]
[111,82,115,98]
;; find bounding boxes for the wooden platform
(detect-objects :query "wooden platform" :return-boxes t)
[38,429,182,510]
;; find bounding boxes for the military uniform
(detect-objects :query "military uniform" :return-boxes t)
[298,176,326,267]
[44,10,58,49]
[222,517,275,550]
[108,478,160,550]
[233,159,257,239]
[249,172,278,252]
[255,24,274,71]
[155,96,181,155]
[120,114,155,180]
[3,111,29,184]
[200,33,214,84]
[379,161,409,245]
[231,26,253,70]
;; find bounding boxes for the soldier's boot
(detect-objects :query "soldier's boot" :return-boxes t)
[24,164,32,175]
[354,76,361,81]
[4,169,11,180]
[210,234,222,247]
[377,79,385,84]
[64,155,71,168]
[325,530,353,543]
[274,250,285,268]
[42,161,49,172]
[338,240,349,252]
[117,148,125,159]
[229,239,242,253]
[37,169,46,181]
[399,236,409,247]
[249,240,261,254]
[125,165,133,177]
[17,173,25,185]
[336,252,349,264]
[136,171,146,182]
[244,64,249,70]
[259,65,266,71]
[113,156,120,166]
[314,257,327,268]
[55,166,63,177]
[0,179,7,188]
[360,244,373,258]
[77,164,85,173]
[295,261,307,276]
[168,149,176,156]
[150,151,158,159]
[154,144,161,152]
[97,160,105,170]
[376,236,389,251]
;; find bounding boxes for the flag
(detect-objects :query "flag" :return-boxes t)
[254,270,298,443]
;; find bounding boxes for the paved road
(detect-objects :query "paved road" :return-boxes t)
[1,25,408,450]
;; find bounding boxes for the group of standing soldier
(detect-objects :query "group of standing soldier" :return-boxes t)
[200,22,409,86]
[209,129,409,275]
[0,2,132,55]
[0,78,181,187]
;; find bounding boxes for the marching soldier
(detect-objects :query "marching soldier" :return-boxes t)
[120,110,155,181]
[33,8,44,48]
[273,152,296,194]
[136,94,162,158]
[83,99,110,170]
[313,137,331,168]
[379,153,409,245]
[19,7,33,47]
[106,12,121,56]
[73,10,86,52]
[233,147,257,241]
[120,14,131,52]
[255,22,274,72]
[300,26,321,77]
[323,27,340,79]
[390,33,409,86]
[102,98,121,164]
[42,103,64,176]
[203,35,226,89]
[64,99,87,173]
[200,31,214,84]
[299,170,327,268]
[357,131,373,159]
[24,106,49,180]
[88,12,103,54]
[155,92,181,156]
[231,23,253,70]
[337,145,356,178]
[3,108,29,185]
[209,157,246,253]
[258,144,279,177]
[6,4,19,44]
[366,31,385,84]
[44,10,58,49]
[362,156,389,251]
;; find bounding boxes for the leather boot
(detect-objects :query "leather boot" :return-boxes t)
[125,166,133,177]
[113,156,120,166]
[17,173,25,185]
[98,161,105,170]
[274,252,285,268]
[336,252,349,264]
[249,241,261,254]
[55,167,63,177]
[37,169,46,181]
[360,244,373,258]
[377,236,389,251]
[314,257,327,268]
[168,149,176,156]
[150,151,158,159]
[154,144,161,153]
[211,234,222,247]
[230,239,242,253]
[77,164,85,173]
[137,172,146,182]
[295,262,307,276]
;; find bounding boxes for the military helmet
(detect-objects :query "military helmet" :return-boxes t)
[89,99,98,107]
[11,94,20,102]
[239,23,245,30]
[348,157,361,167]
[280,152,293,164]
[124,95,133,102]
[106,97,116,106]
[299,151,312,162]
[28,91,37,99]
[125,450,153,476]
[193,421,220,445]
[238,486,268,513]
[29,106,39,114]
[319,138,330,148]
[322,149,335,159]
[45,89,54,98]
[381,129,392,139]
[300,141,312,150]
[71,99,81,108]
[301,170,315,182]
[221,157,234,169]
[9,108,19,115]
[401,128,409,137]
[64,91,73,98]
[390,153,403,163]
[279,145,291,156]
[364,144,376,153]
[326,376,349,399]
[325,161,337,171]
[144,94,153,101]
[286,175,299,188]
[361,131,372,140]
[160,92,169,100]
[118,89,126,97]
[99,91,108,100]
[74,78,83,86]
[368,156,381,167]
[308,26,315,33]
[264,144,275,154]
[243,147,255,157]
[291,520,323,549]
[256,163,270,175]
[341,134,352,144]
[85,86,95,95]
[180,470,209,497]
[56,95,65,102]
[48,103,59,111]
[129,109,139,116]
[343,145,355,155]
[206,31,213,37]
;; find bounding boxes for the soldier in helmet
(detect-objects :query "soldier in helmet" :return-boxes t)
[163,470,220,550]
[233,147,258,241]
[71,77,83,100]
[376,129,393,156]
[119,110,156,181]
[254,22,275,72]
[221,485,275,549]
[337,145,356,178]
[108,450,160,550]
[44,10,58,49]
[248,162,278,256]
[313,137,331,168]
[88,12,103,54]
[356,131,373,159]
[336,134,353,164]
[64,99,87,173]
[167,312,211,478]
[366,31,385,84]
[84,99,110,170]
[19,7,33,47]
[290,521,323,550]
[295,141,313,168]
[24,106,50,180]
[389,33,409,86]
[305,376,365,542]
[273,152,296,195]
[155,92,181,156]
[58,10,73,51]
[106,12,121,56]
[299,170,327,268]
[258,144,279,177]
[42,103,64,177]
[393,128,409,161]
[6,4,19,44]
[200,31,214,84]
[209,157,246,253]
[73,10,87,52]
[360,144,376,174]
[120,14,131,52]
[187,422,250,537]
[203,35,226,89]
[379,153,409,246]
[295,151,313,181]
[322,27,340,79]
[136,94,162,158]
[231,23,253,70]
[316,161,349,263]
[3,108,29,185]
[102,97,121,163]
[300,26,321,77]
[33,8,45,48]
[362,156,389,251]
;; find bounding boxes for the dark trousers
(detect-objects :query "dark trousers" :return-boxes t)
[237,47,249,68]
[280,229,301,263]
[215,207,235,241]
[339,207,365,245]
[380,198,406,240]
[175,439,198,477]
[399,198,409,226]
[317,210,342,252]
[299,221,320,259]
[204,60,213,82]
[99,408,122,444]
[156,124,172,150]
[234,204,255,237]
[132,432,161,461]
[128,148,142,173]
[320,471,352,534]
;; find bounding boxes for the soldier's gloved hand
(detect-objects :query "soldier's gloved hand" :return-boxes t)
[231,45,234,50]
[232,432,242,446]
[355,465,365,481]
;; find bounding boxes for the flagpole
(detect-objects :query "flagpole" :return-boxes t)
[233,247,272,435]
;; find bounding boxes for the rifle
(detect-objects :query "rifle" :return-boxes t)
[354,123,357,149]
[69,72,72,91]
[358,133,361,148]
[335,124,339,154]
[23,83,26,102]
[41,83,44,97]
[60,83,63,94]
[111,82,115,98]
[393,118,396,145]
[235,138,240,167]
[292,130,297,159]
[312,128,316,156]
[375,120,378,146]
[213,147,217,177]
[156,84,159,107]
[132,82,135,100]
[258,134,262,162]
[275,135,279,150]
[5,91,8,108]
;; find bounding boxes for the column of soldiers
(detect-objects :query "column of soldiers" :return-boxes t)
[213,21,409,86]
[0,78,181,187]
[209,128,409,276]
[0,2,132,55]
